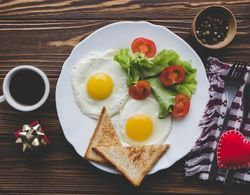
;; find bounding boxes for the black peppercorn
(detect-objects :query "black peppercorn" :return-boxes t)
[195,13,229,45]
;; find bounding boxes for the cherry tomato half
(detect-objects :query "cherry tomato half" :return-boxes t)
[129,80,151,100]
[160,65,186,87]
[131,37,156,58]
[172,94,190,119]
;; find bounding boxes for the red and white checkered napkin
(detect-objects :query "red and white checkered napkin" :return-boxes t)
[185,57,250,183]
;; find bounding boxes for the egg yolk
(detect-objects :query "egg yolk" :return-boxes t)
[125,114,153,142]
[87,73,113,100]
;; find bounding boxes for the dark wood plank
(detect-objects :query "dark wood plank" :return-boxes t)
[0,1,250,194]
[0,19,249,84]
[0,0,250,20]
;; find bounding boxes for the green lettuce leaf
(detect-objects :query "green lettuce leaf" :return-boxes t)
[114,48,131,71]
[142,50,180,78]
[152,49,180,66]
[131,53,153,68]
[177,85,192,97]
[148,78,176,119]
[127,67,140,86]
[114,49,141,86]
[176,60,196,74]
[170,72,197,97]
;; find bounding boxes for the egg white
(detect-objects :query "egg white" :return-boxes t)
[71,50,128,119]
[113,96,172,146]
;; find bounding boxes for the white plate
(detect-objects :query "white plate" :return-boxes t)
[56,21,209,174]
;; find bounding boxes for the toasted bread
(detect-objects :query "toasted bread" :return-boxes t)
[84,107,121,163]
[94,144,169,186]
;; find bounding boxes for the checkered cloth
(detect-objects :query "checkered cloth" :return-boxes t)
[185,57,250,183]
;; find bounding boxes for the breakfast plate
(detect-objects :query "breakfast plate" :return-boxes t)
[56,21,209,174]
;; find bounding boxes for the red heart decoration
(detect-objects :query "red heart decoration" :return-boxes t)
[217,130,250,169]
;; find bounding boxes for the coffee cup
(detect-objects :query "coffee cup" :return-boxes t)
[0,65,50,112]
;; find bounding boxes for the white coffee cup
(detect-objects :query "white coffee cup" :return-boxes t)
[0,65,50,112]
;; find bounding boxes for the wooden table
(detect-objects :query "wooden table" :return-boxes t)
[0,0,250,194]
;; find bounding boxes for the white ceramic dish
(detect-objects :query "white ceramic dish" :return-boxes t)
[56,21,209,174]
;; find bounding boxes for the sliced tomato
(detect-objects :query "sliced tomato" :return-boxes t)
[129,80,151,100]
[131,37,156,58]
[160,65,186,86]
[172,94,190,119]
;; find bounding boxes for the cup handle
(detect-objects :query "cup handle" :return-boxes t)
[0,95,5,103]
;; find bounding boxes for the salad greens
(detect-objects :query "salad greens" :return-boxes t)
[147,78,176,119]
[114,48,197,118]
[170,72,197,97]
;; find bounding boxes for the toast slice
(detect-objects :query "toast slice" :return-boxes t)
[84,107,121,164]
[94,144,170,186]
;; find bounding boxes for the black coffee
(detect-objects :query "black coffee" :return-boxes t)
[9,69,45,105]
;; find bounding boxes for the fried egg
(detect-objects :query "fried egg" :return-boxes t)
[71,50,128,119]
[114,96,172,145]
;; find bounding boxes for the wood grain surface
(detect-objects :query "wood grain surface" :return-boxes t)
[0,0,250,194]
